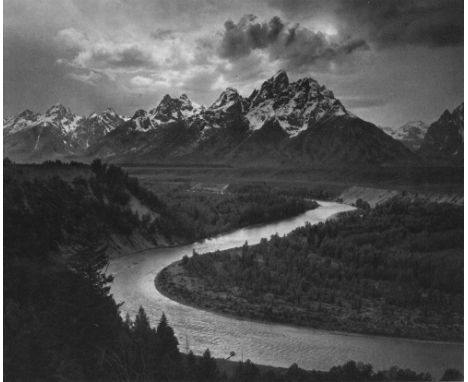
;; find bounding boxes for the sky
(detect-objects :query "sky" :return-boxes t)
[3,0,464,127]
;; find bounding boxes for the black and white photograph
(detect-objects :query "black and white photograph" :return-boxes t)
[3,0,465,381]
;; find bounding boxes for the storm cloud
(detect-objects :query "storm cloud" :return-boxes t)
[268,0,464,48]
[218,15,368,69]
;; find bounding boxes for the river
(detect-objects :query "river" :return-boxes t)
[108,201,463,379]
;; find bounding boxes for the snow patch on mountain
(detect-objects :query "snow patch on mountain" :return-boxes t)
[4,104,125,152]
[245,71,350,137]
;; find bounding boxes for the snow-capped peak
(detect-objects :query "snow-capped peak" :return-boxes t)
[87,108,122,124]
[380,121,428,151]
[3,109,40,134]
[103,107,118,116]
[245,70,349,136]
[149,94,184,123]
[271,69,289,91]
[179,94,205,117]
[209,87,247,112]
[179,93,190,102]
[18,109,39,120]
[45,103,73,118]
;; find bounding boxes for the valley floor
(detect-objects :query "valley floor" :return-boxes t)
[123,163,464,198]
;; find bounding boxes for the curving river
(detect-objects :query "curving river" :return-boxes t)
[108,201,463,379]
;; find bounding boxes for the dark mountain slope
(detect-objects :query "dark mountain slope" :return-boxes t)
[286,116,417,165]
[419,103,463,163]
[4,124,74,162]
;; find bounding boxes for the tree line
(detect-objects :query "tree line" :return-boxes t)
[152,182,319,241]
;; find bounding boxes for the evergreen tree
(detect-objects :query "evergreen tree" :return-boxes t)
[232,360,259,382]
[155,313,182,380]
[198,349,219,381]
[186,350,198,379]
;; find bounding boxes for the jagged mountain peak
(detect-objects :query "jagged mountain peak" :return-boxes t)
[131,93,205,128]
[271,69,289,90]
[132,109,149,119]
[437,103,464,125]
[273,69,287,78]
[178,94,204,117]
[178,93,197,108]
[103,107,118,115]
[249,71,337,110]
[45,103,73,118]
[419,102,463,161]
[3,109,40,134]
[440,109,453,121]
[149,95,184,123]
[156,94,180,108]
[18,109,39,120]
[246,71,349,136]
[221,87,241,97]
[250,72,289,107]
[160,94,174,103]
[87,107,122,124]
[291,77,333,100]
[209,87,247,112]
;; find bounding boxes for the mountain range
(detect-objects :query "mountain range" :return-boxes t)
[380,121,429,152]
[3,71,463,166]
[3,105,126,162]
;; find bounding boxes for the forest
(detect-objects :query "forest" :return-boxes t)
[3,158,443,381]
[139,180,319,241]
[163,197,463,341]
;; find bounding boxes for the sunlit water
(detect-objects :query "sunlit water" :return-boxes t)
[108,201,463,379]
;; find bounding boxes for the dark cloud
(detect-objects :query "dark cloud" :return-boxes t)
[218,15,368,69]
[89,45,156,69]
[342,0,463,48]
[268,0,463,48]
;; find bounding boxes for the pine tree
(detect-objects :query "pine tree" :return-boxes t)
[154,313,182,380]
[155,313,179,357]
[134,306,151,336]
[186,350,198,379]
[198,349,218,381]
[232,360,259,382]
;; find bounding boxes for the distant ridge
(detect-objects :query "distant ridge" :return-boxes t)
[3,71,437,166]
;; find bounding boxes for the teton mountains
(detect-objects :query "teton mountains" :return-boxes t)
[3,71,463,165]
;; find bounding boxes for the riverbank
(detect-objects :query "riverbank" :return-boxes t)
[154,200,463,343]
[107,200,322,259]
[155,259,462,343]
